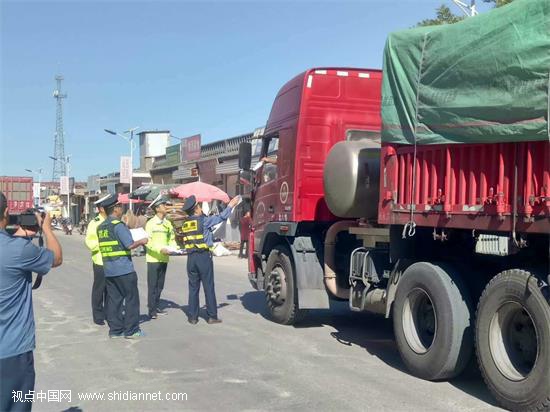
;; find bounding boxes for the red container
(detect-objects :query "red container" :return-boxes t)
[0,176,34,214]
[378,141,550,234]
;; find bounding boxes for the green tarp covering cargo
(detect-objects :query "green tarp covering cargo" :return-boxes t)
[381,0,550,145]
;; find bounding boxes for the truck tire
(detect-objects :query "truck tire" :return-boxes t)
[475,269,550,412]
[264,245,303,325]
[393,262,473,381]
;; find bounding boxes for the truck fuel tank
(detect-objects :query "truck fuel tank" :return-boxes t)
[323,141,380,219]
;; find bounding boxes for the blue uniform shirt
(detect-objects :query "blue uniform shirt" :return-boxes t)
[102,219,136,278]
[0,229,54,359]
[202,206,232,247]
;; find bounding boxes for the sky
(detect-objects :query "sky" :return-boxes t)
[0,0,493,181]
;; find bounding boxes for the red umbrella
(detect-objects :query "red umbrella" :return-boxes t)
[118,193,144,204]
[170,181,230,203]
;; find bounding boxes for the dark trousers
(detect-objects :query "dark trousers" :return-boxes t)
[147,262,167,315]
[239,240,248,258]
[0,351,35,412]
[187,252,217,320]
[105,272,140,336]
[92,263,107,323]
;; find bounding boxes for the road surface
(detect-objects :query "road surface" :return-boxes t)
[29,234,501,411]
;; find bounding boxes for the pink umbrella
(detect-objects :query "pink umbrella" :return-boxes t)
[118,193,144,204]
[169,181,230,203]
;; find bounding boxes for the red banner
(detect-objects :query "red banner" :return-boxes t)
[180,134,201,161]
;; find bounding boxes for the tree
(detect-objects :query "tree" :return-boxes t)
[417,5,464,27]
[418,0,515,27]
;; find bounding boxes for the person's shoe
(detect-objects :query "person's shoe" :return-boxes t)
[156,308,168,316]
[187,318,198,325]
[109,333,124,339]
[149,312,158,320]
[94,320,105,326]
[125,330,146,339]
[207,318,222,324]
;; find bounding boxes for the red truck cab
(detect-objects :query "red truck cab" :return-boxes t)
[249,68,382,275]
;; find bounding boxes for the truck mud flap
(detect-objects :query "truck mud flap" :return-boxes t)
[290,237,330,309]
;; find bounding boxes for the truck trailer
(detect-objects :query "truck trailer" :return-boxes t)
[0,176,34,214]
[238,1,549,410]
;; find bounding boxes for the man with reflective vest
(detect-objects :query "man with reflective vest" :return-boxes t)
[181,194,240,324]
[97,194,148,339]
[84,195,110,325]
[145,194,178,319]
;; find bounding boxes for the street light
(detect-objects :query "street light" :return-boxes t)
[49,155,71,219]
[25,168,43,207]
[104,127,139,213]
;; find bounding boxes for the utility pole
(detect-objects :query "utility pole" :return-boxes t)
[52,75,67,180]
[452,0,478,16]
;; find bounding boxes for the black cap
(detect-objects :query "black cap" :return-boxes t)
[97,193,119,209]
[150,194,172,210]
[181,195,197,214]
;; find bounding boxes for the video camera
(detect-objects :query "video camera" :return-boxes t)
[8,207,46,229]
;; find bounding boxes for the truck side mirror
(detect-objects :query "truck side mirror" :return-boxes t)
[239,142,252,170]
[239,170,253,187]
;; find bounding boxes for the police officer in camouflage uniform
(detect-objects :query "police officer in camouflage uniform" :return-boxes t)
[181,195,240,324]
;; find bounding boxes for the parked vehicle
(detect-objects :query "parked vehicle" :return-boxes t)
[238,3,549,410]
[0,176,33,214]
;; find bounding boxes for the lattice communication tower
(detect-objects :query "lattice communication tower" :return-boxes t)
[52,75,67,180]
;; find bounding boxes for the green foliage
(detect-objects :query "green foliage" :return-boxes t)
[417,5,464,27]
[483,0,515,6]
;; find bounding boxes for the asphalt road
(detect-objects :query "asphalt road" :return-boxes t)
[30,233,502,411]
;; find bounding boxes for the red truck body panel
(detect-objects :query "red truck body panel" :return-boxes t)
[0,176,34,214]
[378,141,550,234]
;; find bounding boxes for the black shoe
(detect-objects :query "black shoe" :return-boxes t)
[187,318,198,325]
[156,308,168,316]
[149,313,158,320]
[94,320,105,326]
[207,318,222,324]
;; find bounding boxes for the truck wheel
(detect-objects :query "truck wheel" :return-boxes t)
[393,262,473,381]
[264,246,302,325]
[476,269,550,411]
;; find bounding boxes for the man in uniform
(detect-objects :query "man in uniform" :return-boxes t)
[181,194,240,324]
[84,195,109,325]
[97,194,148,339]
[145,194,178,319]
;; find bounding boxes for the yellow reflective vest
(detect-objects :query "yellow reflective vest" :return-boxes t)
[85,214,105,266]
[145,215,178,263]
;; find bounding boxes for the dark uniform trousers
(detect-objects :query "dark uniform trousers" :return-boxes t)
[147,262,167,316]
[92,263,107,323]
[0,351,35,412]
[105,272,140,336]
[187,251,217,320]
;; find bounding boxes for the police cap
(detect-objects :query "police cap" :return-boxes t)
[96,193,119,209]
[150,194,172,210]
[181,195,197,214]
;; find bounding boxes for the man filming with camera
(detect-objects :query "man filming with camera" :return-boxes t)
[0,191,62,412]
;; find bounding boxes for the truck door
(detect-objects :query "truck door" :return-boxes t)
[253,133,280,248]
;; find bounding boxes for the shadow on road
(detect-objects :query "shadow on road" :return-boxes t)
[238,291,498,408]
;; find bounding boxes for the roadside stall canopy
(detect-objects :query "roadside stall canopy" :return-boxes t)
[381,0,550,145]
[170,181,230,203]
[130,184,176,202]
